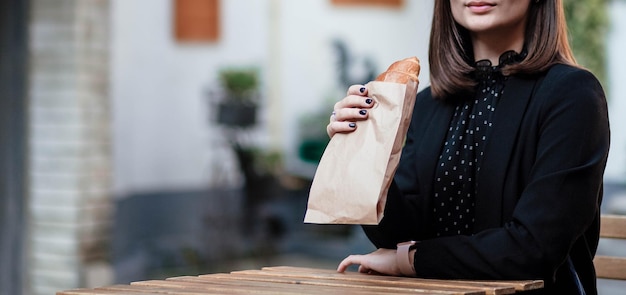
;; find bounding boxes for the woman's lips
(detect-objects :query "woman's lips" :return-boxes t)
[466,2,496,13]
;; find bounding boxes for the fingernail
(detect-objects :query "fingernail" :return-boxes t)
[365,98,373,104]
[359,110,367,115]
[359,87,366,93]
[349,122,356,128]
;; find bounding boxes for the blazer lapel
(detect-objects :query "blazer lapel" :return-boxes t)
[416,100,456,210]
[474,76,537,230]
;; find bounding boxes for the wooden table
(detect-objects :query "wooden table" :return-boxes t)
[57,266,543,295]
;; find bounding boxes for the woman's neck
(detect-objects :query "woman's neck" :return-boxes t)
[470,27,525,65]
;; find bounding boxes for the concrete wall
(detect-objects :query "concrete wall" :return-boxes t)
[28,0,112,293]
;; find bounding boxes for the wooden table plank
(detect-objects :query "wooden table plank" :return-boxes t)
[135,275,410,295]
[262,266,543,293]
[172,275,422,295]
[100,284,216,295]
[57,266,544,294]
[132,279,312,295]
[234,268,495,295]
[217,272,476,295]
[218,272,461,294]
[58,288,157,295]
[453,279,544,292]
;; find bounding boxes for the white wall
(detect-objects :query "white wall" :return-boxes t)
[111,0,270,196]
[111,0,434,198]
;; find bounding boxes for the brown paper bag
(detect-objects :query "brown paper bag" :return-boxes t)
[304,80,418,224]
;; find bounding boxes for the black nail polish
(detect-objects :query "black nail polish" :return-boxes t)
[349,122,356,128]
[359,110,367,115]
[365,98,372,104]
[359,87,366,93]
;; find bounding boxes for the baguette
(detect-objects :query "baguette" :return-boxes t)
[374,57,420,84]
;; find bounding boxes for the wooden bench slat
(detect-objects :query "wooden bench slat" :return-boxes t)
[600,215,626,239]
[594,256,626,280]
[596,214,626,282]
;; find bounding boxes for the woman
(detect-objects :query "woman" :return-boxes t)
[330,0,610,294]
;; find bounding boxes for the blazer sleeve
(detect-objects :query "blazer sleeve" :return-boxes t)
[411,67,610,281]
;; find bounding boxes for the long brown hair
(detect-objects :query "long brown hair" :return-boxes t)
[429,0,577,99]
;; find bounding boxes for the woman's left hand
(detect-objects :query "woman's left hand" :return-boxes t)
[336,248,401,276]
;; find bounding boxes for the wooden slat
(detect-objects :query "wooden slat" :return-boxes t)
[451,279,544,292]
[170,275,393,295]
[58,266,545,294]
[132,279,306,295]
[177,275,420,295]
[595,215,626,281]
[600,215,626,239]
[58,288,156,295]
[594,256,626,280]
[57,289,118,295]
[135,276,404,295]
[106,282,232,294]
[228,269,490,295]
[262,266,543,294]
[209,273,464,294]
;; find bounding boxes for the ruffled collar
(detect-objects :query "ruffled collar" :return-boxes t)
[472,50,526,81]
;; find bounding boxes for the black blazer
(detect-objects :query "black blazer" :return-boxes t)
[363,64,610,294]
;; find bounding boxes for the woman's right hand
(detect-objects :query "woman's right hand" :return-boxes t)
[326,85,375,138]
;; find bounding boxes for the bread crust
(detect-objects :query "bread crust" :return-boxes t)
[375,57,420,84]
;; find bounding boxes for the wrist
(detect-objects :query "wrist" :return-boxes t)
[396,241,417,277]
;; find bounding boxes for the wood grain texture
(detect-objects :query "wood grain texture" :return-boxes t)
[57,266,544,294]
[600,215,626,239]
[595,215,626,280]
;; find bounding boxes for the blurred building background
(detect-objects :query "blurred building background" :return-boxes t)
[1,0,625,294]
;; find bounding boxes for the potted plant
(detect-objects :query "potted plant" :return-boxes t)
[217,67,259,128]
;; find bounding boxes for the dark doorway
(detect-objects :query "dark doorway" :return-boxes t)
[0,0,29,294]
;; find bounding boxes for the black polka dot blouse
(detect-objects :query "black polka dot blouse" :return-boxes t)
[431,51,525,237]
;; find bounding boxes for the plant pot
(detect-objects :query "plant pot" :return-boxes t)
[217,102,257,127]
